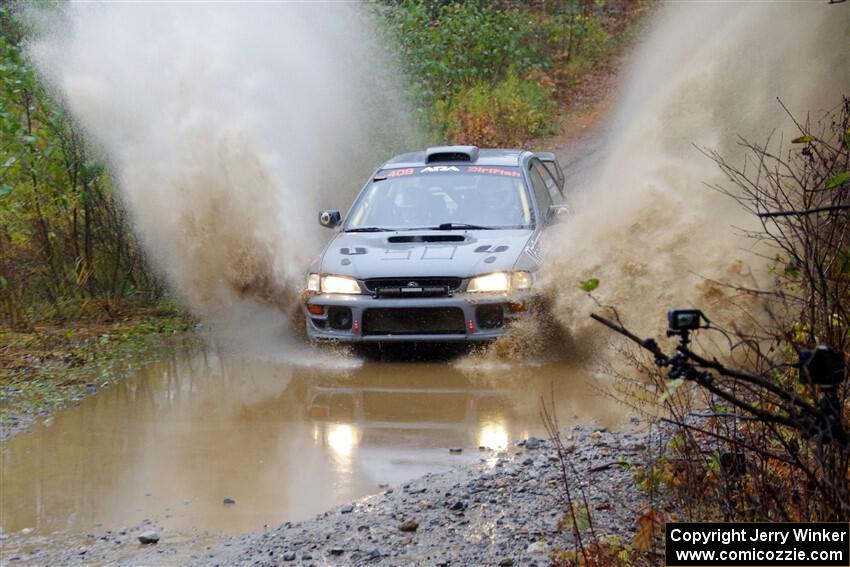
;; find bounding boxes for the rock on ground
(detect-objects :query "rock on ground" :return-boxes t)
[137,530,160,544]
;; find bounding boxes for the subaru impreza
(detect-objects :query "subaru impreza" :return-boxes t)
[303,145,568,343]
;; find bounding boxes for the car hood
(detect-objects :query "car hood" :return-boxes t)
[317,229,535,279]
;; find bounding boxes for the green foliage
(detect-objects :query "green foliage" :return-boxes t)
[0,4,162,328]
[437,70,555,146]
[633,454,677,495]
[784,263,801,278]
[825,171,849,190]
[373,1,546,107]
[372,0,634,146]
[579,277,600,292]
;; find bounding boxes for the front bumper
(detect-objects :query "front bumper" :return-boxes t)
[304,293,529,343]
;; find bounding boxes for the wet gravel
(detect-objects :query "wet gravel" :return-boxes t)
[185,422,654,567]
[3,422,655,566]
[0,407,39,442]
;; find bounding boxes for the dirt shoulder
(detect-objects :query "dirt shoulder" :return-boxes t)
[0,304,197,442]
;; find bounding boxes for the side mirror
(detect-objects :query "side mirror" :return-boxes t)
[546,204,572,224]
[318,209,341,229]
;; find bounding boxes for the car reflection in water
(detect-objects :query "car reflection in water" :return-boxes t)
[0,347,619,538]
[307,378,506,438]
[288,352,623,491]
[297,363,518,482]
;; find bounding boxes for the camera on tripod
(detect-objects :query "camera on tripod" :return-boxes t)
[667,309,707,333]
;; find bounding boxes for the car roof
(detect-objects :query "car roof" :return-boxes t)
[382,147,528,169]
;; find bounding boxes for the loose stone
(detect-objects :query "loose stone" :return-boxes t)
[137,531,160,545]
[398,520,419,532]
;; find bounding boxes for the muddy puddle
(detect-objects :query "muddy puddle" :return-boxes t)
[0,345,627,543]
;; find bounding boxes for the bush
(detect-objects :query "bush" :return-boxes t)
[372,0,641,146]
[0,5,162,327]
[437,70,556,147]
[373,1,548,107]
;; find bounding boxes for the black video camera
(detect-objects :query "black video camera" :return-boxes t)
[667,309,706,332]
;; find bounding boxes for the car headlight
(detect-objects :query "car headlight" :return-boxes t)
[512,271,533,291]
[307,273,321,292]
[319,274,361,294]
[467,272,533,293]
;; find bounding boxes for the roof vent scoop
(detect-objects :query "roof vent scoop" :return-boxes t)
[425,145,479,164]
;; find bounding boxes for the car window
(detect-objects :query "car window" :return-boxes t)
[347,166,533,230]
[541,160,564,192]
[528,161,553,212]
[535,161,563,202]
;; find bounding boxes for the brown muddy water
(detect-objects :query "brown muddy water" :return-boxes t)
[0,346,625,542]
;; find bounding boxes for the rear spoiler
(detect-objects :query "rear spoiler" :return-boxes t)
[534,152,565,192]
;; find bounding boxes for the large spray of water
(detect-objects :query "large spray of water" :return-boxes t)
[540,1,849,349]
[28,3,417,341]
[27,2,848,360]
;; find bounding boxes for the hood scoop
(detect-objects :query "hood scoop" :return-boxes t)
[388,234,466,244]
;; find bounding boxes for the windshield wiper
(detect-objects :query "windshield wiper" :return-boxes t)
[345,227,393,232]
[433,223,494,230]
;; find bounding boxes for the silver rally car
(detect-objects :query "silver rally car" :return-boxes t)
[303,145,568,343]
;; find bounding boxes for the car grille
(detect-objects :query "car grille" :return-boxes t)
[364,277,462,298]
[362,307,466,336]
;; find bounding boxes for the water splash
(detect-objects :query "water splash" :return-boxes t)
[28,3,418,341]
[541,1,848,349]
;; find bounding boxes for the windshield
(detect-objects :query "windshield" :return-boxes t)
[346,166,532,231]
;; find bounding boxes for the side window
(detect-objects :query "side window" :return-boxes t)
[534,160,562,203]
[528,160,553,213]
[541,160,565,194]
